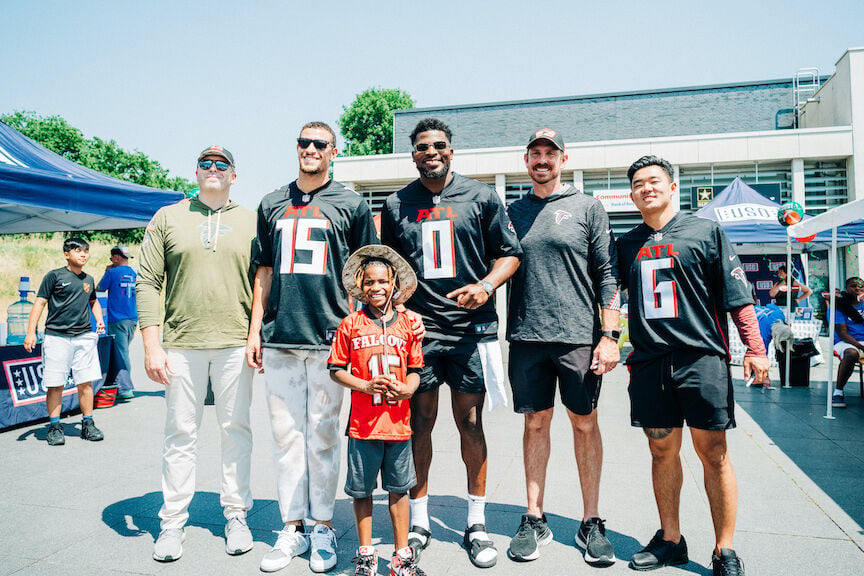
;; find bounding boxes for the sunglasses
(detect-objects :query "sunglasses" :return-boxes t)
[198,159,231,171]
[413,141,449,153]
[297,138,333,151]
[848,279,864,288]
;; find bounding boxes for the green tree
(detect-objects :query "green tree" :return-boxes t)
[1,110,197,242]
[338,88,414,155]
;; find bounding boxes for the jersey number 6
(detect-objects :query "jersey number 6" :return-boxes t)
[640,257,679,319]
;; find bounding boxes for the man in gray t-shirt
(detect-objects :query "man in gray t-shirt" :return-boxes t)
[505,129,620,566]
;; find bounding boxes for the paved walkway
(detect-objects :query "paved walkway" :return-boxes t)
[1,338,862,575]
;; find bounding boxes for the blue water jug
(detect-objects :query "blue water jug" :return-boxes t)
[6,277,34,346]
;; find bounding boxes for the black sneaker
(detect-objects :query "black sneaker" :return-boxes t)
[80,419,104,441]
[46,423,65,446]
[712,548,745,576]
[508,513,553,562]
[832,392,847,408]
[629,530,688,571]
[575,517,616,566]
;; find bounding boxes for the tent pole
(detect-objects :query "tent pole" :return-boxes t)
[825,228,838,419]
[784,237,792,388]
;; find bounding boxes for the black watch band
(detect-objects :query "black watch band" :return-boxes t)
[601,330,621,341]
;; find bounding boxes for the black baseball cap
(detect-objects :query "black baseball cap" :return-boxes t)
[197,145,235,166]
[527,128,565,151]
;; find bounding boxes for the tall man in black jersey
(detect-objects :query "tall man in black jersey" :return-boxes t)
[617,156,769,576]
[247,122,378,573]
[380,118,522,568]
[505,129,619,566]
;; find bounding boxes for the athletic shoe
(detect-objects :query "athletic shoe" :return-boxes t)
[575,517,616,566]
[309,524,338,572]
[407,525,431,561]
[118,390,135,400]
[629,530,688,571]
[80,419,104,441]
[463,523,497,568]
[833,391,847,408]
[153,528,185,562]
[260,524,309,572]
[224,516,253,555]
[46,423,65,446]
[353,547,377,576]
[508,513,552,561]
[712,548,745,576]
[390,548,427,576]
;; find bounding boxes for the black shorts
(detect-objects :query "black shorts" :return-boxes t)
[508,341,601,415]
[417,339,486,395]
[628,351,735,430]
[344,437,416,498]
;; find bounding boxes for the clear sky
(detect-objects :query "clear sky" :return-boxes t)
[3,0,863,209]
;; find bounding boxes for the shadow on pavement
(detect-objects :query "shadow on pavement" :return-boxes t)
[735,378,864,531]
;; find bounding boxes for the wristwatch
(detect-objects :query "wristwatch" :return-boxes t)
[600,330,621,341]
[479,280,495,296]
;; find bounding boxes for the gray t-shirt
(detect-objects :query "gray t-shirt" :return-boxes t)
[506,186,619,345]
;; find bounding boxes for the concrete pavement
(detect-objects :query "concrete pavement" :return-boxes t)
[1,338,862,575]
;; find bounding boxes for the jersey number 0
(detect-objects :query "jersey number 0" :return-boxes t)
[421,220,456,279]
[277,218,330,275]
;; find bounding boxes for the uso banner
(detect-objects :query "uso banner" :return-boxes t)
[0,337,110,429]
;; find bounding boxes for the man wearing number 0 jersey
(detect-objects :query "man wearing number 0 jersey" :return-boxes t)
[380,118,522,568]
[247,122,378,573]
[617,155,769,576]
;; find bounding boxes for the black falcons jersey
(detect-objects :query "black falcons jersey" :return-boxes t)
[617,213,753,363]
[380,173,522,342]
[253,179,378,349]
[38,267,97,337]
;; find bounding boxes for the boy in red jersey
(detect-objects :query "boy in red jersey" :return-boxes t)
[328,245,426,576]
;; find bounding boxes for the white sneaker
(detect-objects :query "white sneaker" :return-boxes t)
[309,524,338,572]
[153,528,185,562]
[260,524,309,572]
[225,516,253,555]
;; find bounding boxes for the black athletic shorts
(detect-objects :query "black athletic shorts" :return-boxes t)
[628,350,735,430]
[509,341,601,415]
[417,339,486,395]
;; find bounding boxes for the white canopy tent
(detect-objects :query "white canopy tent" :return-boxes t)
[788,199,864,418]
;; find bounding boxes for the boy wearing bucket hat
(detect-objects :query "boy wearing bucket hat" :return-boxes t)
[328,245,425,576]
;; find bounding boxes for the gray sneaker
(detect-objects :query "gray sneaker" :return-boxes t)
[309,524,338,572]
[80,418,104,441]
[46,423,65,446]
[575,517,616,566]
[508,513,553,561]
[260,524,309,572]
[225,516,253,555]
[833,391,847,408]
[153,528,185,562]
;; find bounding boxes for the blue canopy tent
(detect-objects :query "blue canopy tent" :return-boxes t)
[0,121,184,233]
[695,177,864,387]
[694,177,864,252]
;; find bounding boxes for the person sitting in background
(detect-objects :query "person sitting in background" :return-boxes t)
[832,276,864,408]
[97,244,138,399]
[769,264,812,312]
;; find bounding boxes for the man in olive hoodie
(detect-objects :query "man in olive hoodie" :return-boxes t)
[137,146,257,563]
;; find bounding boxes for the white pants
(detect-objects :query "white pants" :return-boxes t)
[264,348,344,523]
[159,347,254,530]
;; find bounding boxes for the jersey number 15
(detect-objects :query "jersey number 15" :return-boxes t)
[277,218,330,275]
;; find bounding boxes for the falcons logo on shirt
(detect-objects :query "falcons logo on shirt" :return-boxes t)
[554,210,572,225]
[731,266,748,286]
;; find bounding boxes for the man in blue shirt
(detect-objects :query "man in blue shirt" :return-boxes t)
[98,244,138,399]
[833,276,864,408]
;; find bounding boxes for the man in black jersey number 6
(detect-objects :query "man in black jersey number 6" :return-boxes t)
[617,156,769,576]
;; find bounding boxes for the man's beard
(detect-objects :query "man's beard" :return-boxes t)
[418,160,450,180]
[300,163,322,175]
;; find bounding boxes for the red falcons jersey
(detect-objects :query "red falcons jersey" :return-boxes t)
[328,309,423,440]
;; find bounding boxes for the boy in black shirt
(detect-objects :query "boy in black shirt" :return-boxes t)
[25,237,105,446]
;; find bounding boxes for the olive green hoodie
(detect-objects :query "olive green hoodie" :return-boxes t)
[136,196,255,348]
